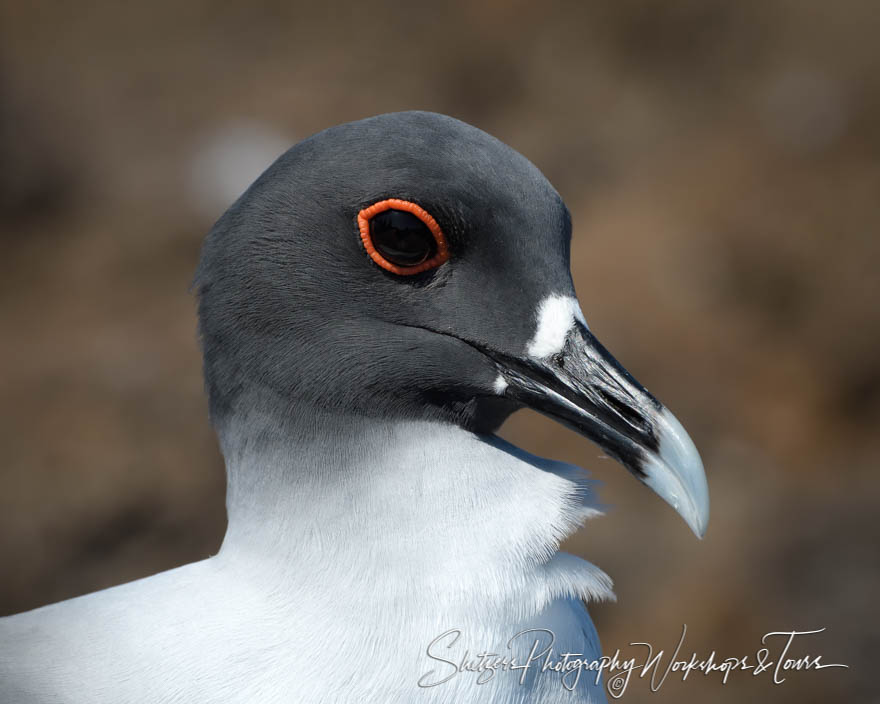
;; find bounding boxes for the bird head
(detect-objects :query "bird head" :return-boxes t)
[194,111,708,538]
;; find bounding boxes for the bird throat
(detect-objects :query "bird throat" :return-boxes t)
[214,402,613,618]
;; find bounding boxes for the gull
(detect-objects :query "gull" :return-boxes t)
[0,111,708,704]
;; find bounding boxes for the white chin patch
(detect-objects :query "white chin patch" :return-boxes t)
[526,295,587,358]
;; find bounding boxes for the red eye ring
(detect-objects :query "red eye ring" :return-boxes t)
[357,198,449,275]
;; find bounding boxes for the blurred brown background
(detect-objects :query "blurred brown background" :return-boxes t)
[0,0,877,701]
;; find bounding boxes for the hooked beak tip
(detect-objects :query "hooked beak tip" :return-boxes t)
[641,407,709,539]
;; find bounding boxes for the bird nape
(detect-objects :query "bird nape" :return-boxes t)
[0,111,708,704]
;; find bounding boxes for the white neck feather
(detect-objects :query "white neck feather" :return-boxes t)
[216,407,612,617]
[203,407,613,701]
[2,406,613,703]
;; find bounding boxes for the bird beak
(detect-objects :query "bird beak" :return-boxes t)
[494,320,709,538]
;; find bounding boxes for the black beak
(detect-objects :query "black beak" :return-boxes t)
[492,321,709,538]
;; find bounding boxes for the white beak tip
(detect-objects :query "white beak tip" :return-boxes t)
[641,407,710,540]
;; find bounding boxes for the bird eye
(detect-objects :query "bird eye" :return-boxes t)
[357,198,449,275]
[371,210,435,267]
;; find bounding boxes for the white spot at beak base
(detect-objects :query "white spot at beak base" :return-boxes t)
[526,295,587,358]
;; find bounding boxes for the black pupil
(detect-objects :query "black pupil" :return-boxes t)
[369,209,436,267]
